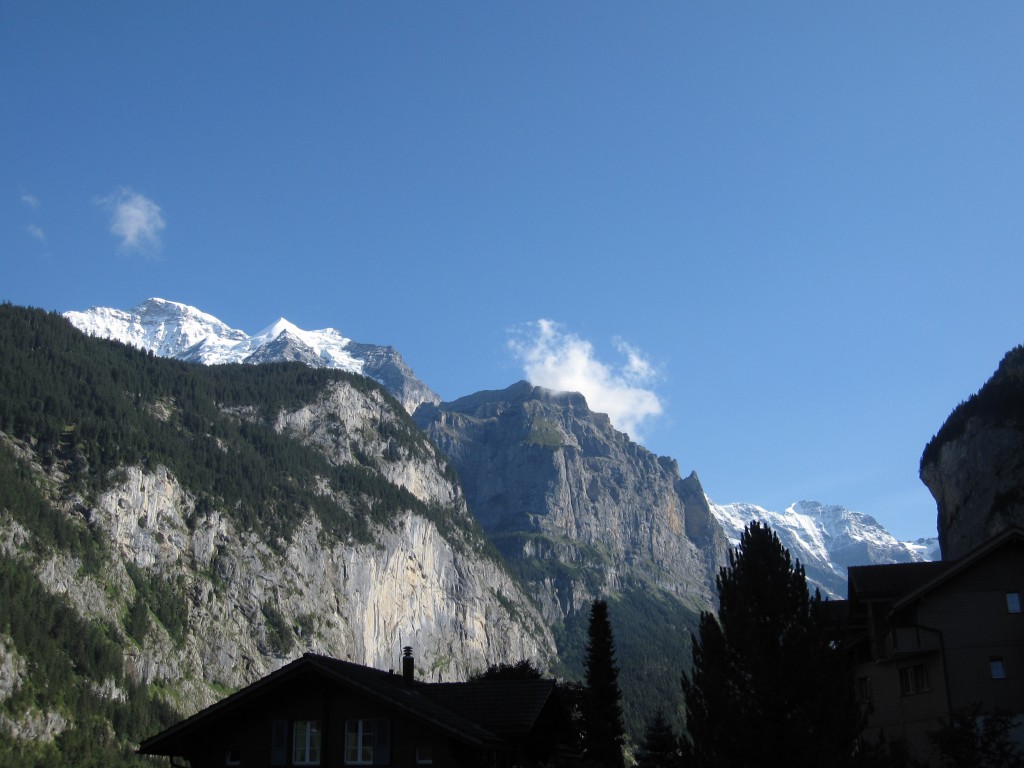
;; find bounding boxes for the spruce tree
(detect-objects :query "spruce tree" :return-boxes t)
[636,711,683,768]
[582,599,626,768]
[681,521,861,767]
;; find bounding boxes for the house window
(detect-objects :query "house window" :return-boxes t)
[899,664,930,695]
[293,720,322,765]
[345,719,391,765]
[856,676,873,704]
[1007,592,1021,613]
[991,657,1006,679]
[271,719,288,765]
[416,745,434,765]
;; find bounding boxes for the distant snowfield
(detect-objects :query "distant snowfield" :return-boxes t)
[65,297,364,372]
[708,498,939,598]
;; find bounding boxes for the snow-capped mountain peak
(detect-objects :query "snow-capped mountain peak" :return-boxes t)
[64,298,439,414]
[709,498,938,598]
[64,297,247,360]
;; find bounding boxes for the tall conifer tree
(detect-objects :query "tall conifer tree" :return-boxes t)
[582,599,626,768]
[636,711,683,768]
[681,521,861,767]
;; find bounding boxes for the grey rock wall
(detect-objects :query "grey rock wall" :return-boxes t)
[414,381,727,622]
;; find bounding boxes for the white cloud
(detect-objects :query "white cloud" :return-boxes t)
[27,224,45,242]
[21,192,40,209]
[508,319,663,440]
[99,188,165,253]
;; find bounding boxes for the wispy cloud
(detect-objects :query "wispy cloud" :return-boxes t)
[98,187,165,253]
[27,224,46,243]
[508,319,663,440]
[21,192,40,210]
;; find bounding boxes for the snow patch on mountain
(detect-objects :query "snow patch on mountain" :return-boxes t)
[709,499,939,598]
[66,298,363,372]
[64,298,438,413]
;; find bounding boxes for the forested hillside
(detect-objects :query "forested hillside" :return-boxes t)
[0,304,447,544]
[0,304,550,765]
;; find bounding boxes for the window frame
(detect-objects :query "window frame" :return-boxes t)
[856,675,873,704]
[1007,591,1021,614]
[991,657,1007,679]
[293,719,322,766]
[898,663,931,696]
[345,718,390,766]
[271,719,288,766]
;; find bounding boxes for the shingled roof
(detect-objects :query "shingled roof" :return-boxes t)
[421,679,557,737]
[847,527,1024,606]
[847,561,952,601]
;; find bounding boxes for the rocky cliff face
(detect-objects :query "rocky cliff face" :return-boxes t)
[920,345,1024,560]
[0,319,552,751]
[414,381,727,620]
[413,382,727,733]
[87,466,545,695]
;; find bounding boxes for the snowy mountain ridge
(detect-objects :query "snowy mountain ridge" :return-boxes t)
[64,298,439,413]
[709,499,940,598]
[65,298,362,370]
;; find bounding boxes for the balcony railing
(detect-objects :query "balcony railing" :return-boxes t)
[880,626,941,659]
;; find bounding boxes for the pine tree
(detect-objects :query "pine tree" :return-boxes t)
[636,711,683,768]
[681,521,861,767]
[582,599,626,768]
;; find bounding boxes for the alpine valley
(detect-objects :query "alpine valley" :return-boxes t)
[0,299,937,763]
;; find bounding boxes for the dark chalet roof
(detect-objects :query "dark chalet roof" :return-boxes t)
[422,679,557,737]
[847,527,1024,606]
[139,654,558,758]
[847,561,952,602]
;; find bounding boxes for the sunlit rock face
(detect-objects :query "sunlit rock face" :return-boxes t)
[86,465,551,706]
[414,381,727,622]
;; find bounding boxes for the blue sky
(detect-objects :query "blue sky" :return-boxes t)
[4,3,1023,540]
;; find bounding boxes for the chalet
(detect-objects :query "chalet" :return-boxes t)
[139,650,577,768]
[842,527,1024,764]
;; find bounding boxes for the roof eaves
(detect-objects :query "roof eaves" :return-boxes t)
[139,655,311,754]
[892,527,1024,612]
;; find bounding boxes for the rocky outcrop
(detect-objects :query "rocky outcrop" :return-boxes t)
[413,381,728,733]
[3,375,552,728]
[76,465,550,709]
[346,342,441,415]
[414,382,727,621]
[0,637,68,742]
[920,346,1024,560]
[273,380,460,510]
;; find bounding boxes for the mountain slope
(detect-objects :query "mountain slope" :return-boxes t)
[0,306,550,764]
[64,298,439,414]
[710,500,939,598]
[413,381,728,736]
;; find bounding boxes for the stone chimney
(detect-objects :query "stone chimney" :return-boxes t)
[402,646,414,685]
